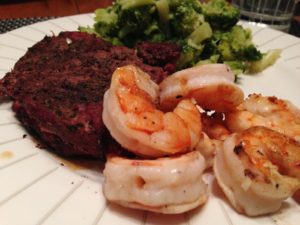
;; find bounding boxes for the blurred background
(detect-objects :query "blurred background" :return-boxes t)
[0,0,299,36]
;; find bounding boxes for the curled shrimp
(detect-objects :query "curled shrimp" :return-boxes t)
[159,64,244,112]
[196,132,222,169]
[214,126,300,216]
[102,65,202,158]
[103,151,208,214]
[194,112,230,169]
[226,94,300,142]
[202,112,230,141]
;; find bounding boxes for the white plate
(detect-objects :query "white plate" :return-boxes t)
[0,14,299,225]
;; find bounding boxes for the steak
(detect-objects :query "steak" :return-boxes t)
[0,31,180,159]
[136,41,181,74]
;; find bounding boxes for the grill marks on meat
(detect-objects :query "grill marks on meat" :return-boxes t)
[0,31,176,158]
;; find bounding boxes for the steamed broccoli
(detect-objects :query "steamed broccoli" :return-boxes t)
[202,0,240,30]
[165,0,213,68]
[195,25,263,74]
[188,22,212,48]
[155,0,170,35]
[117,0,155,8]
[79,7,119,43]
[218,25,262,60]
[116,5,157,46]
[79,0,278,76]
[169,0,203,37]
[177,22,213,68]
[93,7,119,41]
[215,25,262,61]
[80,0,161,46]
[249,49,281,73]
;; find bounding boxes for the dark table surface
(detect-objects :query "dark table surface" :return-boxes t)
[0,17,55,34]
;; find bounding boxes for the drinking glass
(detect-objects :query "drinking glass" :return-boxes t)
[232,0,300,32]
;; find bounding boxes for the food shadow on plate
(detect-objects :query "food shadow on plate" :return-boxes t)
[0,96,12,109]
[44,150,106,183]
[19,127,106,183]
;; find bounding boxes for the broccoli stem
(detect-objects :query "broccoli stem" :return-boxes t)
[188,22,212,45]
[248,49,281,73]
[155,0,170,36]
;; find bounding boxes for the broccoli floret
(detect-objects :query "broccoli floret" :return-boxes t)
[155,0,170,35]
[214,25,262,62]
[248,49,281,73]
[196,25,263,74]
[91,7,119,41]
[79,0,279,77]
[169,0,204,37]
[229,25,252,50]
[196,54,219,65]
[239,45,263,61]
[202,0,239,30]
[176,42,199,69]
[188,22,212,47]
[113,1,163,46]
[199,37,219,60]
[167,0,202,11]
[116,5,156,41]
[88,0,158,46]
[116,0,155,9]
[224,61,247,76]
[167,0,212,69]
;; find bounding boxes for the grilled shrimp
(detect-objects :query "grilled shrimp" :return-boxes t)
[196,132,222,169]
[194,113,230,169]
[159,64,244,112]
[202,112,230,141]
[103,151,208,214]
[226,94,300,142]
[102,65,202,158]
[214,126,300,216]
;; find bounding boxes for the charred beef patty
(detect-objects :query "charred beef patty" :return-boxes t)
[0,31,180,158]
[136,41,181,74]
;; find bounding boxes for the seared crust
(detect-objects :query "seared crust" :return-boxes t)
[0,32,171,158]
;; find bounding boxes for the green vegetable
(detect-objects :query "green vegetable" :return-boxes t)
[117,5,156,45]
[224,61,247,76]
[188,22,213,47]
[169,0,204,37]
[196,54,220,65]
[202,0,239,30]
[117,0,155,9]
[177,44,198,69]
[215,25,263,62]
[177,22,213,68]
[248,49,281,73]
[79,7,120,44]
[79,0,279,77]
[155,0,170,35]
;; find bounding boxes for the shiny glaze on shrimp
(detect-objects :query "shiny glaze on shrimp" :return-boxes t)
[214,126,300,216]
[102,65,202,158]
[103,151,208,214]
[226,94,300,142]
[159,64,244,112]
